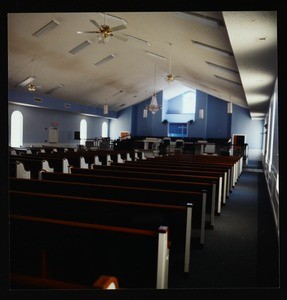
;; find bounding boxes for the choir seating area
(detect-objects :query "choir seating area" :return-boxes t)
[8,144,248,289]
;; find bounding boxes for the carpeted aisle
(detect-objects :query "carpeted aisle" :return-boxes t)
[168,161,279,289]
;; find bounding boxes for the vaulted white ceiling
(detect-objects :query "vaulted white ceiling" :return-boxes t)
[8,11,277,119]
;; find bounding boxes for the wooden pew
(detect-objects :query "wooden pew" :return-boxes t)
[10,155,53,179]
[90,164,224,215]
[10,213,169,289]
[41,170,216,229]
[10,189,193,273]
[149,154,242,188]
[71,165,221,217]
[10,273,119,289]
[154,154,243,187]
[10,177,205,272]
[123,158,232,202]
[11,153,69,173]
[10,161,31,179]
[35,152,89,169]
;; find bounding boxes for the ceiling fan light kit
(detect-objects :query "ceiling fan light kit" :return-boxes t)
[28,83,36,92]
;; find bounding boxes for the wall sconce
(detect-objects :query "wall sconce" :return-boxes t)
[143,108,148,118]
[199,109,204,119]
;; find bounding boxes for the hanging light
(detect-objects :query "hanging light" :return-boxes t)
[147,94,161,114]
[103,99,109,115]
[227,95,233,114]
[145,64,161,114]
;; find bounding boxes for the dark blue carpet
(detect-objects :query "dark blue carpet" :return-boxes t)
[168,168,279,289]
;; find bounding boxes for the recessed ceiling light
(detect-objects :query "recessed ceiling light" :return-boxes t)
[145,51,167,60]
[191,40,233,57]
[214,75,242,86]
[95,54,116,67]
[205,61,239,74]
[69,40,92,55]
[179,12,224,27]
[32,20,60,38]
[16,76,36,87]
[124,34,151,46]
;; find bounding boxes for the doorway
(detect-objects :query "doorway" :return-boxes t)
[232,134,248,165]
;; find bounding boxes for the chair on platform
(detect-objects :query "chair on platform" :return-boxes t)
[174,139,184,154]
[162,137,171,154]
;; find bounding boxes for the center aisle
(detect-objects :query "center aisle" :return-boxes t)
[168,170,258,289]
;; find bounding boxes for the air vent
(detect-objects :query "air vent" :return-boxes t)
[64,103,71,109]
[34,97,42,103]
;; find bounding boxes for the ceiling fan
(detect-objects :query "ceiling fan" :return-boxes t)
[27,81,42,92]
[164,43,181,83]
[18,59,42,92]
[77,13,127,44]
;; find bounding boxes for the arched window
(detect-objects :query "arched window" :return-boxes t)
[102,121,108,138]
[11,110,23,147]
[182,91,196,113]
[80,119,87,145]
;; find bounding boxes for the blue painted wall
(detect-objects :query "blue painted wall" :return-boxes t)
[109,106,133,139]
[231,104,264,149]
[8,87,264,151]
[206,95,229,138]
[9,89,117,119]
[8,103,109,146]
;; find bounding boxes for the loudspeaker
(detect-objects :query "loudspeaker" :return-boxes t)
[74,131,80,140]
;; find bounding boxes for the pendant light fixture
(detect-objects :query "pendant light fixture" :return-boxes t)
[103,99,109,115]
[145,64,161,114]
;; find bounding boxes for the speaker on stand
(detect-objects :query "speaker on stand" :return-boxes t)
[74,131,80,147]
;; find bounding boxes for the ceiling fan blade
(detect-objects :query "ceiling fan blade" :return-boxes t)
[98,12,128,26]
[110,24,127,32]
[77,31,98,34]
[113,34,128,42]
[90,19,101,29]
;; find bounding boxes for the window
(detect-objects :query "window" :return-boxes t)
[168,122,188,138]
[102,121,108,138]
[11,110,23,147]
[182,91,196,114]
[80,119,87,145]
